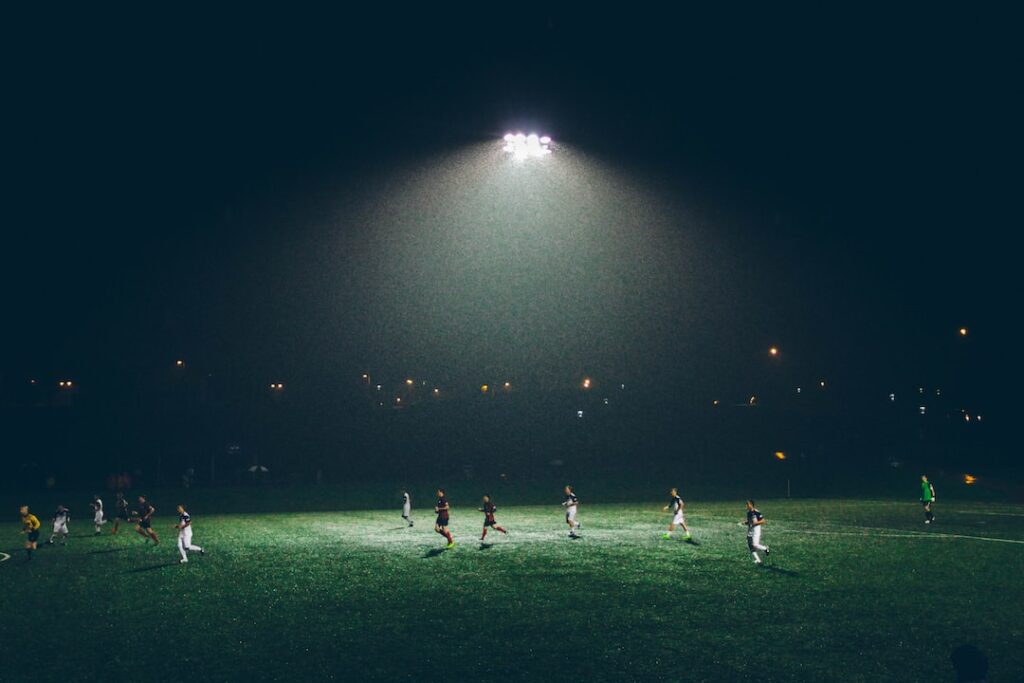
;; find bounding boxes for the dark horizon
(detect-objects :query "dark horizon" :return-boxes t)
[3,7,1017,466]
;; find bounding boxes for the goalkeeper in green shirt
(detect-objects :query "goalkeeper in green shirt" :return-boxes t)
[920,475,936,524]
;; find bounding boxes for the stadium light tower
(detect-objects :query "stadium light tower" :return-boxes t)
[502,132,552,160]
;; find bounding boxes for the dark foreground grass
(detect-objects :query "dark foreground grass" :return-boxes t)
[1,499,1022,682]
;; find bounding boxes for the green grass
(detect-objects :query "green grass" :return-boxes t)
[2,500,1022,682]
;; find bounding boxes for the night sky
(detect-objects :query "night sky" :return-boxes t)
[4,7,1017,418]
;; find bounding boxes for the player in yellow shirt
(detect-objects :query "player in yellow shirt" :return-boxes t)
[19,505,41,560]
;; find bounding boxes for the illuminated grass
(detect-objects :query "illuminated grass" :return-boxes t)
[1,500,1022,681]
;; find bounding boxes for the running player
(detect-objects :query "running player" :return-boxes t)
[920,475,936,524]
[174,504,205,563]
[562,485,581,538]
[661,488,691,540]
[434,489,454,548]
[91,494,106,535]
[20,505,41,560]
[48,504,70,545]
[134,495,159,545]
[111,492,130,534]
[479,494,508,541]
[745,500,770,564]
[401,490,413,527]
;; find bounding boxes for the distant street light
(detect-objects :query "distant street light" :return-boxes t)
[58,380,73,388]
[269,383,284,391]
[959,327,968,336]
[774,451,787,460]
[769,347,779,356]
[405,378,414,386]
[175,359,185,368]
[481,384,489,393]
[581,378,591,390]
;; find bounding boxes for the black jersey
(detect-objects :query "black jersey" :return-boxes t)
[746,508,764,531]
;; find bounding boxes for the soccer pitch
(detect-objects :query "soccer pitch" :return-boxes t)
[2,500,1022,682]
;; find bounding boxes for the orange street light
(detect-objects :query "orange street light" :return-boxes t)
[582,378,592,390]
[774,451,787,460]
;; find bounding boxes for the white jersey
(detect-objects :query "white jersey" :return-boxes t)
[563,492,578,520]
[92,498,104,522]
[402,493,411,514]
[669,495,685,524]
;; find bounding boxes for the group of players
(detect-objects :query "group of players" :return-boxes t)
[410,484,773,564]
[17,476,939,567]
[17,492,204,564]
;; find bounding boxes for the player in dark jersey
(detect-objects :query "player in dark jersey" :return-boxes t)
[174,504,204,563]
[20,505,41,560]
[478,495,508,541]
[661,488,691,540]
[111,492,130,535]
[745,500,770,564]
[134,495,159,545]
[562,485,581,538]
[434,489,454,549]
[48,504,70,545]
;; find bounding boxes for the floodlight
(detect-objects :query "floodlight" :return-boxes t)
[502,132,552,159]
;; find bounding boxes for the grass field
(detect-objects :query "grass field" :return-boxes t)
[2,499,1022,682]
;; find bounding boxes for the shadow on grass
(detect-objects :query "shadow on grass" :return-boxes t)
[760,565,799,577]
[685,538,701,546]
[422,548,449,559]
[478,543,494,550]
[127,562,179,574]
[89,548,127,555]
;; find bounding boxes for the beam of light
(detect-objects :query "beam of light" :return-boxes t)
[502,131,552,159]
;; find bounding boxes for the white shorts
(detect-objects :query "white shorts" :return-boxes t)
[179,527,193,545]
[673,512,686,526]
[94,511,104,524]
[53,522,68,534]
[402,505,411,517]
[566,507,577,522]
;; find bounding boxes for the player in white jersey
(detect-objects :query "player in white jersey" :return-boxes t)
[562,485,581,538]
[661,488,691,540]
[48,504,70,545]
[401,491,413,527]
[91,494,106,535]
[745,500,770,564]
[175,504,205,563]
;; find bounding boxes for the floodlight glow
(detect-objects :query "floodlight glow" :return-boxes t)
[502,131,552,159]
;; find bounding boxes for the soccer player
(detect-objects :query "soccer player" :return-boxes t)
[134,495,159,545]
[401,490,413,527]
[20,505,41,560]
[174,504,205,563]
[48,504,70,545]
[478,494,508,541]
[661,487,691,540]
[745,500,770,564]
[434,488,454,548]
[111,492,130,535]
[91,494,106,535]
[562,485,581,538]
[920,475,937,524]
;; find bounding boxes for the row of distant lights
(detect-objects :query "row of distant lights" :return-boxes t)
[502,133,552,159]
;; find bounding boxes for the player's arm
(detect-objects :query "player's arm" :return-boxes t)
[930,484,936,501]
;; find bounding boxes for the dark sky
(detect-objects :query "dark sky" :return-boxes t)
[4,7,1018,405]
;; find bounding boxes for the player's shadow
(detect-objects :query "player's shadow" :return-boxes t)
[127,561,179,573]
[684,538,701,546]
[478,543,494,550]
[89,548,127,555]
[422,548,448,559]
[760,565,799,577]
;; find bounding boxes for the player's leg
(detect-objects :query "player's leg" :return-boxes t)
[61,523,69,544]
[495,525,507,534]
[135,524,148,540]
[148,527,160,545]
[481,525,488,541]
[178,533,189,562]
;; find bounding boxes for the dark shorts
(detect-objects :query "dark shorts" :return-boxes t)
[435,516,449,527]
[483,518,496,527]
[922,500,933,507]
[117,510,130,521]
[27,530,40,543]
[138,519,152,529]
